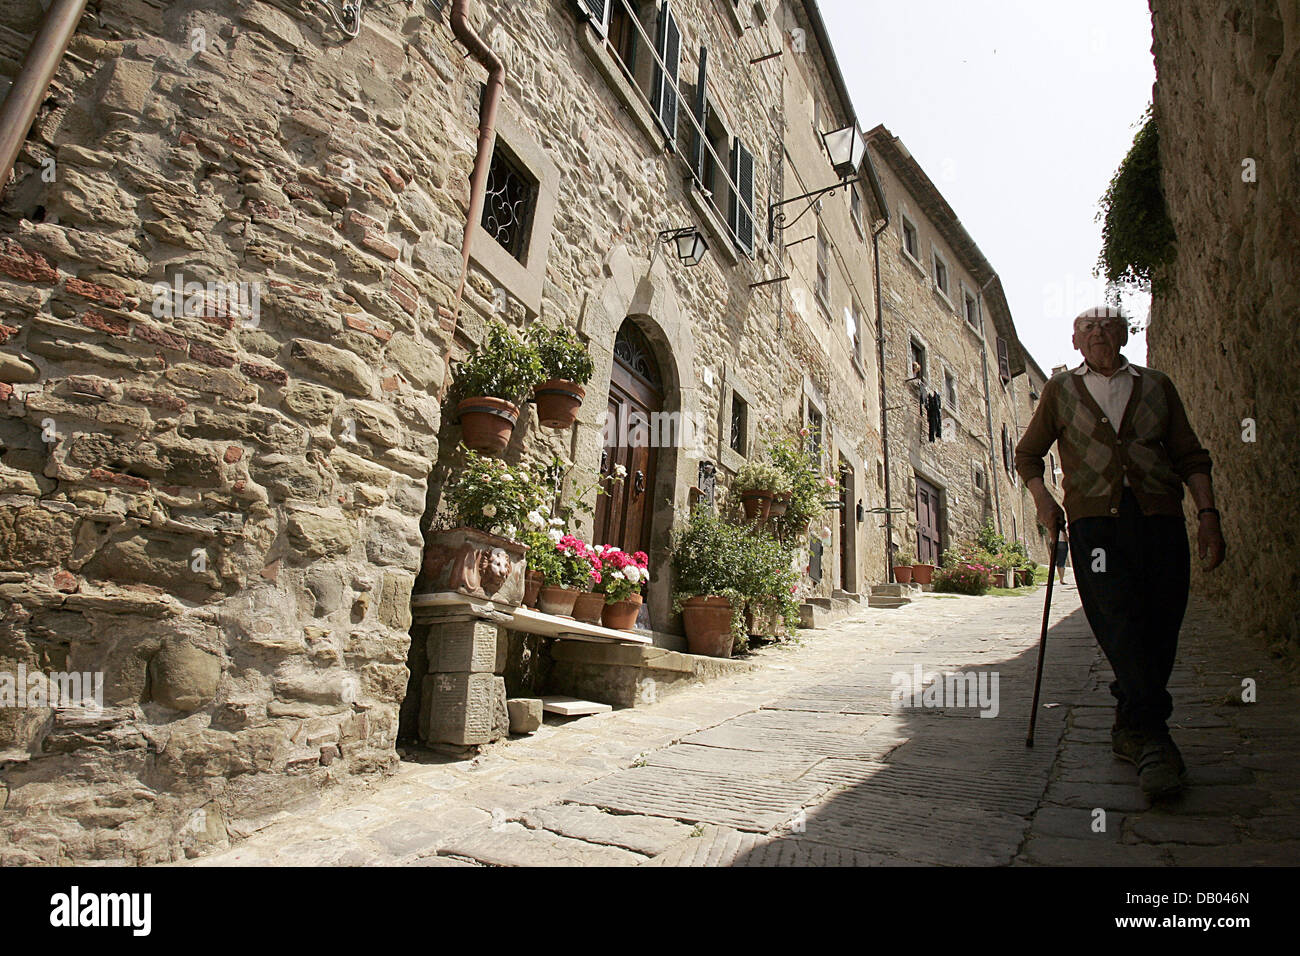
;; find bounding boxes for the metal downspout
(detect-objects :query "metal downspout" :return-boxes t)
[872,218,893,581]
[449,0,505,327]
[978,274,1003,535]
[0,0,88,194]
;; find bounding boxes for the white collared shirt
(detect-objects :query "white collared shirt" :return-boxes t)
[1073,356,1140,485]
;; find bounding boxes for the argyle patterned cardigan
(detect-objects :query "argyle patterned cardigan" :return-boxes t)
[1014,365,1212,521]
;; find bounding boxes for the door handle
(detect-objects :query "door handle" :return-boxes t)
[634,470,645,494]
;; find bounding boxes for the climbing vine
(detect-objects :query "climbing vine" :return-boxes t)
[1096,105,1177,297]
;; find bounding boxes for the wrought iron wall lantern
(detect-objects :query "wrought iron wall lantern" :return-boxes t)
[767,124,867,242]
[656,225,709,267]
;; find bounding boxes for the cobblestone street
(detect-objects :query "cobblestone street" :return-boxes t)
[190,584,1300,867]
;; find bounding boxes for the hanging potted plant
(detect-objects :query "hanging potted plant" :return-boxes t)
[595,545,649,630]
[732,460,792,523]
[767,429,827,541]
[527,322,594,430]
[418,447,547,606]
[448,319,543,456]
[893,549,915,584]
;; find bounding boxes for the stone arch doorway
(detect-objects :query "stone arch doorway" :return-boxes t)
[594,319,663,560]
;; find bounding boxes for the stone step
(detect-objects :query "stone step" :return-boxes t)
[540,695,612,716]
[546,644,755,709]
[868,596,912,609]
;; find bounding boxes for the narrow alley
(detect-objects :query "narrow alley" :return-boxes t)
[189,585,1298,867]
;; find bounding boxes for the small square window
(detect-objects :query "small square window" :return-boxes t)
[902,217,919,260]
[807,403,823,454]
[910,338,927,382]
[933,252,949,296]
[729,392,748,455]
[973,463,986,490]
[481,143,537,263]
[964,290,979,328]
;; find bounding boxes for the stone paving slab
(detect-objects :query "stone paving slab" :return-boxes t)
[802,789,1031,866]
[563,766,828,832]
[642,742,826,781]
[519,804,694,856]
[800,758,1047,816]
[641,825,916,867]
[437,822,646,866]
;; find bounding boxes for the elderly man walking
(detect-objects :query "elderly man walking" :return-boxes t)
[1015,306,1226,800]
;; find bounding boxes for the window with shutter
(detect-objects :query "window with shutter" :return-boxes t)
[996,336,1011,383]
[651,4,681,143]
[728,137,754,255]
[691,46,708,184]
[577,0,610,35]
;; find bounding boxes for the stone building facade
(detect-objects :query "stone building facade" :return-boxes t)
[867,125,1047,571]
[0,0,1051,864]
[1146,0,1299,657]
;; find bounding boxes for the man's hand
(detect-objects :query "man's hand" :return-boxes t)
[1033,488,1065,540]
[1197,513,1226,571]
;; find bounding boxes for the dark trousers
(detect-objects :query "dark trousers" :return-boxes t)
[1068,487,1190,736]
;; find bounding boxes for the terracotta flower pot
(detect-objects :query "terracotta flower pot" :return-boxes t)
[992,572,1007,588]
[523,570,543,608]
[911,564,935,585]
[767,494,790,519]
[681,595,734,658]
[457,396,519,456]
[740,490,773,522]
[537,585,579,617]
[572,590,605,625]
[534,379,585,429]
[601,592,642,631]
[893,565,914,584]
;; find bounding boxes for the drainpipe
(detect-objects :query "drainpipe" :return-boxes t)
[0,0,88,195]
[977,274,1003,535]
[872,218,893,582]
[450,0,505,326]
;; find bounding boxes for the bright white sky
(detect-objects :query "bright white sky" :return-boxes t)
[819,0,1157,372]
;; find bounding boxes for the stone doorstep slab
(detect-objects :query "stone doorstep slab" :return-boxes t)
[541,695,612,716]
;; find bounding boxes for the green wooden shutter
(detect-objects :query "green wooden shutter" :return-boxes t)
[577,0,609,35]
[652,3,681,144]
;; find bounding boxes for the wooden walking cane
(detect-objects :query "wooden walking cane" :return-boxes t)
[1026,524,1062,747]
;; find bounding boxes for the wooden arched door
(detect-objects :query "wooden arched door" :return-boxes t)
[593,321,662,556]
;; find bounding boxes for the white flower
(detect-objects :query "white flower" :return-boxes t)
[624,566,640,584]
[482,504,497,518]
[500,473,512,482]
[549,517,564,526]
[614,464,628,478]
[503,525,517,538]
[611,570,625,580]
[527,511,546,529]
[547,528,563,543]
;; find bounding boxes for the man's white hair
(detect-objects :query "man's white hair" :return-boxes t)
[1074,305,1126,322]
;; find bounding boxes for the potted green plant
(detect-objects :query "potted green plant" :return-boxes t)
[418,447,548,605]
[669,506,799,657]
[893,549,915,584]
[732,460,792,522]
[448,319,543,455]
[767,430,827,539]
[527,322,594,430]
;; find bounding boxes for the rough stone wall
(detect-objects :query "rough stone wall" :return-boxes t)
[870,150,1001,563]
[0,0,888,863]
[777,0,885,594]
[1008,361,1053,566]
[1147,0,1300,656]
[0,0,461,863]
